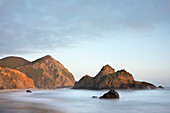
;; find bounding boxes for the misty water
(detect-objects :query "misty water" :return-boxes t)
[0,88,170,113]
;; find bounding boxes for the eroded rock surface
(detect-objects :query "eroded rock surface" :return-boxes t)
[0,66,35,89]
[17,55,75,89]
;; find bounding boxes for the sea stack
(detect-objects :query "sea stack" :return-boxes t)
[73,64,157,89]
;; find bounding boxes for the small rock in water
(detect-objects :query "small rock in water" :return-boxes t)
[158,86,164,89]
[100,89,119,99]
[92,96,98,98]
[26,90,32,93]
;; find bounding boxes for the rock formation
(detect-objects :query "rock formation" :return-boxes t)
[100,90,119,99]
[17,55,75,89]
[0,66,35,89]
[0,56,30,69]
[73,65,157,89]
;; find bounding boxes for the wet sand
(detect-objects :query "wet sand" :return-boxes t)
[0,90,63,113]
[0,100,60,113]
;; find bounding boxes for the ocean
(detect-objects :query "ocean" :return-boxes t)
[0,88,170,113]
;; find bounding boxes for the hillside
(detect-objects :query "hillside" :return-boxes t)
[0,56,30,69]
[17,55,75,89]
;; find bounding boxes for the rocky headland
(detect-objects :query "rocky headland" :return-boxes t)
[17,55,75,89]
[0,55,75,89]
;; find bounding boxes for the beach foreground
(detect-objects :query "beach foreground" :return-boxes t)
[0,88,170,113]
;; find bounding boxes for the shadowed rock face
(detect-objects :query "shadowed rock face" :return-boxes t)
[73,65,157,89]
[17,55,75,89]
[0,66,35,89]
[74,75,93,89]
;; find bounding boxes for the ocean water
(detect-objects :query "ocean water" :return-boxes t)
[0,88,170,113]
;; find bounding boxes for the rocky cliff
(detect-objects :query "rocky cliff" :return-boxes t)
[17,55,75,89]
[0,66,35,89]
[73,65,157,89]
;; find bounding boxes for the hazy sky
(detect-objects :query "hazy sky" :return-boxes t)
[0,0,170,86]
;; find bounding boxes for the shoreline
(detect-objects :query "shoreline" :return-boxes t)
[0,88,37,92]
[0,87,167,92]
[0,87,73,92]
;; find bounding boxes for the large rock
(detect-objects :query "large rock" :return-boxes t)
[100,90,119,99]
[73,65,157,89]
[17,55,75,89]
[0,66,35,89]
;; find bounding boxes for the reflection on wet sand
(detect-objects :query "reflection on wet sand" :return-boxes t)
[0,100,62,113]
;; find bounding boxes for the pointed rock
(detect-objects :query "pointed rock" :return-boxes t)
[95,64,115,79]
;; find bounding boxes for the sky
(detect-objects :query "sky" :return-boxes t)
[0,0,170,86]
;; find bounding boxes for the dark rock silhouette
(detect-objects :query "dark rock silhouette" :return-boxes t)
[26,90,32,93]
[158,86,164,89]
[100,90,119,99]
[92,96,98,98]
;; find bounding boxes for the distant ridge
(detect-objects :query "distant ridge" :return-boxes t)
[0,56,30,69]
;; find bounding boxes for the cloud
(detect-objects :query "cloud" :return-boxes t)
[0,0,170,55]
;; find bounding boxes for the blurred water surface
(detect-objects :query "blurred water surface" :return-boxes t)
[0,88,170,113]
